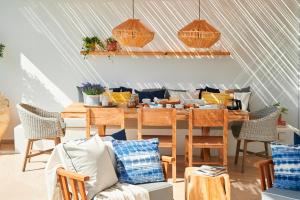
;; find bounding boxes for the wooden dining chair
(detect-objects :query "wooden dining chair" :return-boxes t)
[185,109,228,167]
[86,108,125,138]
[137,108,177,182]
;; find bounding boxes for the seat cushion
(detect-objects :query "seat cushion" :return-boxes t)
[138,182,173,200]
[262,188,300,200]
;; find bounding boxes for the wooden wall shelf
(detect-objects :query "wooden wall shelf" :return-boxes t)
[81,50,231,57]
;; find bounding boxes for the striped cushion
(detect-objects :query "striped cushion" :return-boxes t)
[112,138,164,184]
[271,143,300,190]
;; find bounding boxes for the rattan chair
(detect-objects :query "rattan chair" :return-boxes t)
[17,103,65,171]
[232,106,280,172]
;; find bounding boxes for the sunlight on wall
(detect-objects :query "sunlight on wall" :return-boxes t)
[20,53,72,107]
[15,0,299,126]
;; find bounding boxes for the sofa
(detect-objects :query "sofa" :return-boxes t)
[56,151,174,200]
[258,159,300,200]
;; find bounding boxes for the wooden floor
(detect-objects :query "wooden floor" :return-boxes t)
[0,144,262,200]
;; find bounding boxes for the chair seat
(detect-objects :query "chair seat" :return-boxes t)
[185,135,224,148]
[142,135,172,148]
[262,187,300,200]
[138,182,173,200]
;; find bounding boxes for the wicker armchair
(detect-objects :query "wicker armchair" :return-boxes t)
[231,106,280,172]
[17,103,65,171]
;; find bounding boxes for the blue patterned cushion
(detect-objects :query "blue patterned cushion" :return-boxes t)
[112,138,164,184]
[271,143,300,191]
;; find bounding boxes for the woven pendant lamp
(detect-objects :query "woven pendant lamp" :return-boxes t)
[112,0,154,48]
[178,0,220,48]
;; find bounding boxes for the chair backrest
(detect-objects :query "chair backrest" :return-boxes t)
[137,108,176,140]
[191,109,228,128]
[17,103,59,139]
[250,106,278,119]
[86,108,125,138]
[188,109,229,167]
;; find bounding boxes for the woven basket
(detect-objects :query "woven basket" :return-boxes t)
[0,94,9,142]
[112,19,154,48]
[178,19,220,48]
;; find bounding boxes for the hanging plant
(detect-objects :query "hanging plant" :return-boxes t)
[82,36,105,58]
[0,43,5,58]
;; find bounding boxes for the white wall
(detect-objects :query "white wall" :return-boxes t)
[0,0,299,139]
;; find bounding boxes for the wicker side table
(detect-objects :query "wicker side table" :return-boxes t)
[185,167,230,200]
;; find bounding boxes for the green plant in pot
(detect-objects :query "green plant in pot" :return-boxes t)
[81,82,105,106]
[0,43,5,58]
[82,36,105,58]
[106,37,119,52]
[273,102,288,126]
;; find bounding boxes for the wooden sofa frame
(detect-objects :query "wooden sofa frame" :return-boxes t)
[257,159,274,191]
[56,156,174,200]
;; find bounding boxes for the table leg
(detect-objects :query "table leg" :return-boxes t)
[202,127,210,162]
[97,125,106,137]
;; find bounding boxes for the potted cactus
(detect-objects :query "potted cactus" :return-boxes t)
[81,82,105,106]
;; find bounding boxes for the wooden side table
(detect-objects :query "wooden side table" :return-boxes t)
[185,167,231,200]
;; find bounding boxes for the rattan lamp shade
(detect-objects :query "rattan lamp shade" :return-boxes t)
[178,19,220,48]
[112,19,154,48]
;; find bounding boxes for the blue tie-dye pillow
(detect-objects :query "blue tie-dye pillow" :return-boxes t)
[271,143,300,191]
[112,138,164,184]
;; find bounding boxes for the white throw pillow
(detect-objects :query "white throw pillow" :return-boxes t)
[102,136,117,169]
[168,90,199,102]
[234,92,251,111]
[62,135,118,199]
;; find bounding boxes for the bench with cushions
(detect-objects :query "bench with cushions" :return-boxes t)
[55,135,174,200]
[57,156,174,200]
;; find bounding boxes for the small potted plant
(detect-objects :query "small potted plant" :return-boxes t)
[273,102,288,126]
[0,43,5,58]
[81,82,105,106]
[82,36,105,57]
[106,37,119,52]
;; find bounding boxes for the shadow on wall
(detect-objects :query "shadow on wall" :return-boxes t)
[0,0,299,139]
[18,0,298,103]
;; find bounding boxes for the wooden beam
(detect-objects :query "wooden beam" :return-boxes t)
[80,50,231,57]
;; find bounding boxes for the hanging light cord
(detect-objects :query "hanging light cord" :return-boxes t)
[198,0,201,20]
[132,0,135,19]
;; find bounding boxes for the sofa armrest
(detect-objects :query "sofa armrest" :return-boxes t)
[257,159,274,191]
[56,168,89,200]
[161,156,175,181]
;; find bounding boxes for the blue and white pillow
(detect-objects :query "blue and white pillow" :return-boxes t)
[271,143,300,191]
[112,138,164,184]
